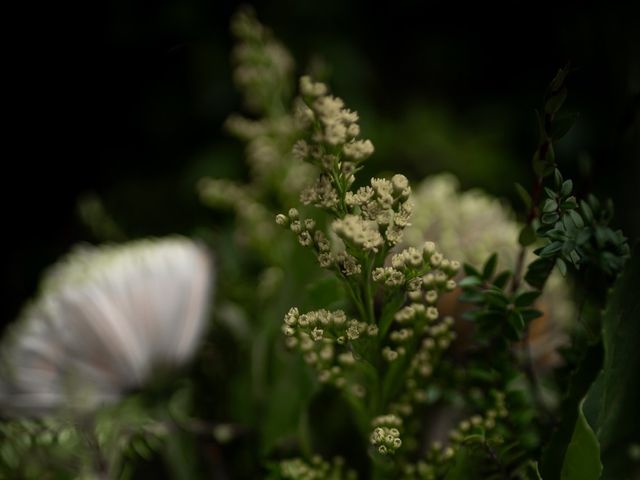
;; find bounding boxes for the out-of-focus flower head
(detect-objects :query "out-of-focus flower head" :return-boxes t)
[0,237,213,416]
[404,174,519,271]
[198,8,313,262]
[404,174,574,368]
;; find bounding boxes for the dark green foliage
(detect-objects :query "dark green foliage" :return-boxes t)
[586,248,640,479]
[461,254,541,343]
[532,170,629,278]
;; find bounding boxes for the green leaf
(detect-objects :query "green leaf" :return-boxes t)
[483,290,509,308]
[545,87,567,115]
[475,311,506,324]
[520,308,543,322]
[508,311,525,335]
[540,343,603,480]
[492,270,512,290]
[585,249,639,479]
[541,212,560,225]
[515,290,541,307]
[538,241,563,257]
[525,257,555,289]
[519,224,537,247]
[549,64,570,92]
[560,401,602,480]
[463,263,481,277]
[544,186,558,199]
[459,276,482,288]
[556,258,567,276]
[554,168,564,189]
[580,200,594,223]
[482,253,498,280]
[543,199,559,213]
[560,179,574,197]
[515,182,532,210]
[552,113,579,140]
[568,210,584,228]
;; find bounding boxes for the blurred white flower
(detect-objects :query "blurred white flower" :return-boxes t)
[0,237,213,416]
[404,174,573,369]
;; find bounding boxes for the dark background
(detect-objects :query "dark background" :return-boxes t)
[4,1,639,328]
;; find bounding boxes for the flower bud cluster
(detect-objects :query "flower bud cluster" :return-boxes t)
[379,241,458,367]
[300,175,340,210]
[377,242,460,419]
[390,317,457,417]
[370,414,403,455]
[448,391,508,445]
[346,175,413,247]
[277,455,357,480]
[282,307,375,392]
[298,77,370,158]
[391,242,460,277]
[371,267,406,287]
[293,76,376,215]
[230,7,294,114]
[275,209,363,276]
[401,460,440,480]
[332,215,384,253]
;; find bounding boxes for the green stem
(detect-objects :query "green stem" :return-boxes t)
[343,276,367,321]
[363,256,376,325]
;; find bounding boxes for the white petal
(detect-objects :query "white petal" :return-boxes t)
[0,236,213,416]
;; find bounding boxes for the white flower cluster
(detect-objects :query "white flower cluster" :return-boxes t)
[282,307,375,395]
[344,175,414,247]
[299,76,367,153]
[293,76,376,213]
[332,215,384,253]
[373,241,458,365]
[370,414,403,455]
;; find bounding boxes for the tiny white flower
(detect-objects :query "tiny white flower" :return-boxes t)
[0,237,214,415]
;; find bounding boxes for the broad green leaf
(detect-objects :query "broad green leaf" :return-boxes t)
[540,343,603,480]
[560,400,602,480]
[586,249,639,479]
